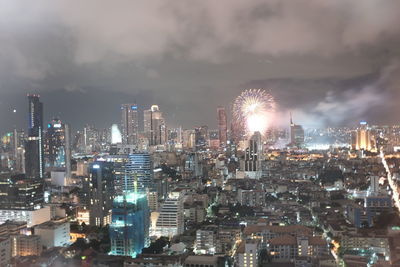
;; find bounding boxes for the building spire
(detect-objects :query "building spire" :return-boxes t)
[290,112,294,126]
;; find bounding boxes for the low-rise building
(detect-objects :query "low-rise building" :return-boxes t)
[34,220,70,248]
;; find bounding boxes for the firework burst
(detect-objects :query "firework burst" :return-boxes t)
[232,89,275,136]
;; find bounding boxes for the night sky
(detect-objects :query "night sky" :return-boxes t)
[1,0,400,133]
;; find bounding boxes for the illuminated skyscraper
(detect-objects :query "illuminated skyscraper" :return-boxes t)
[109,192,150,257]
[217,107,227,146]
[353,121,374,151]
[87,161,115,226]
[195,126,208,151]
[144,105,166,146]
[121,104,139,145]
[154,191,184,238]
[44,118,66,168]
[243,131,262,179]
[290,113,304,148]
[125,153,154,193]
[25,94,44,179]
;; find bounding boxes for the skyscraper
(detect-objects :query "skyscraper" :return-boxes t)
[125,153,154,193]
[290,113,304,148]
[243,131,262,178]
[25,94,44,179]
[44,118,67,168]
[121,104,139,145]
[217,107,227,147]
[154,191,184,238]
[195,126,209,151]
[87,161,115,226]
[144,105,166,146]
[353,121,374,151]
[109,192,150,257]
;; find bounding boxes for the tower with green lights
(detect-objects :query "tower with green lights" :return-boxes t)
[109,191,150,257]
[109,154,151,258]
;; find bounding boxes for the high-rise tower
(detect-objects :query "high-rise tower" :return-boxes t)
[217,107,227,147]
[289,113,304,148]
[144,105,166,146]
[121,104,139,145]
[25,94,44,179]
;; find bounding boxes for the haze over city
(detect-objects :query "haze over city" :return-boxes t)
[1,0,400,131]
[2,1,400,267]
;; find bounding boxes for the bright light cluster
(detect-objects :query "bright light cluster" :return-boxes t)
[233,89,275,136]
[380,151,400,212]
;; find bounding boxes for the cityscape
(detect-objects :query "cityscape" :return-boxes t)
[1,1,400,267]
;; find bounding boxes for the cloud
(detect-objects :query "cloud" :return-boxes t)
[2,0,400,65]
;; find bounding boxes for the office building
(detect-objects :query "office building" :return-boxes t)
[11,235,42,257]
[0,173,43,210]
[195,125,208,151]
[208,129,220,149]
[154,191,184,238]
[125,153,154,194]
[44,119,71,177]
[0,207,51,227]
[25,94,44,179]
[144,105,166,146]
[290,113,304,148]
[217,106,228,147]
[240,131,262,179]
[121,104,139,145]
[34,220,70,248]
[87,161,115,226]
[353,121,374,151]
[109,192,150,258]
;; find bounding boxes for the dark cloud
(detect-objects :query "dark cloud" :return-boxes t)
[0,0,400,132]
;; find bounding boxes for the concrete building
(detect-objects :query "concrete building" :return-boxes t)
[236,240,260,267]
[195,229,216,254]
[237,189,266,207]
[0,206,51,227]
[11,235,42,257]
[0,237,11,266]
[154,192,184,238]
[34,220,70,248]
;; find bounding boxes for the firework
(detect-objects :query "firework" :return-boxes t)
[232,89,275,137]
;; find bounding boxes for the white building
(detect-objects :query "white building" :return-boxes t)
[236,240,260,267]
[34,220,70,248]
[154,192,184,238]
[0,206,51,227]
[195,230,216,254]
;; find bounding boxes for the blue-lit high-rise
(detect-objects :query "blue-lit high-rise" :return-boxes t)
[125,153,154,193]
[25,94,44,179]
[109,192,150,257]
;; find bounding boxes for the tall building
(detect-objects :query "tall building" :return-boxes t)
[353,121,374,151]
[217,107,228,147]
[44,118,69,169]
[144,105,166,146]
[243,132,262,176]
[195,126,208,151]
[25,94,44,179]
[121,104,139,145]
[154,191,184,238]
[125,153,154,193]
[290,113,304,148]
[0,173,44,210]
[109,192,150,257]
[86,161,115,226]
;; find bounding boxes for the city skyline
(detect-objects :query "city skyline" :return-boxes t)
[1,1,400,132]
